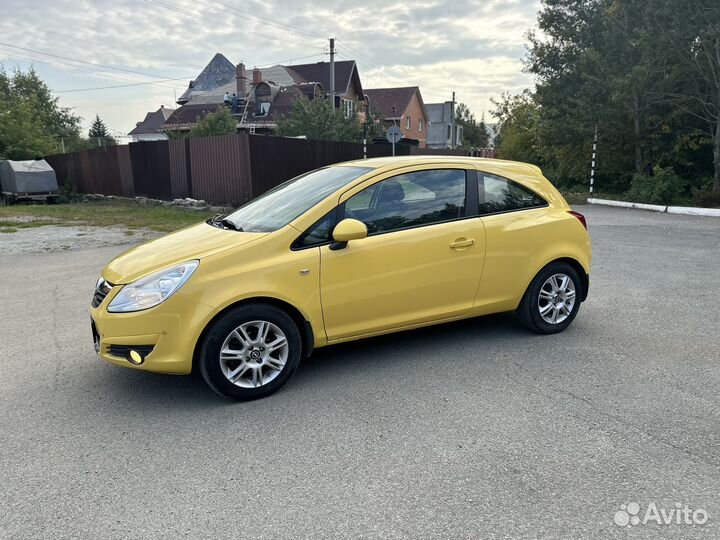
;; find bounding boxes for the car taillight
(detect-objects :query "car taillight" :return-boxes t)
[568,210,587,230]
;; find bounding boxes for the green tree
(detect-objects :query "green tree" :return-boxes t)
[365,108,385,139]
[491,92,542,165]
[455,103,490,148]
[0,66,84,158]
[490,0,717,200]
[652,0,720,191]
[276,97,362,142]
[88,114,116,146]
[189,107,237,138]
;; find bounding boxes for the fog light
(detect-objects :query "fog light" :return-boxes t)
[128,350,144,365]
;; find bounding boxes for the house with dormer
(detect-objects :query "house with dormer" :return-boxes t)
[161,53,365,134]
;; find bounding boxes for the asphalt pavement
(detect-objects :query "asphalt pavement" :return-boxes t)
[1,206,719,539]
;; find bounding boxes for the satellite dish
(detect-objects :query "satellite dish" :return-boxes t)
[386,125,402,144]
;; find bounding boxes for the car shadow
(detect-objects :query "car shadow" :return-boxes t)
[293,312,531,384]
[90,312,533,408]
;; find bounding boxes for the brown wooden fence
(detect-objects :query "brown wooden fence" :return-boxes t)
[45,134,493,206]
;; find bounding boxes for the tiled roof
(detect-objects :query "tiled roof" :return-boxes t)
[285,60,359,96]
[163,103,226,127]
[365,87,421,118]
[177,53,236,104]
[129,107,176,135]
[169,54,362,128]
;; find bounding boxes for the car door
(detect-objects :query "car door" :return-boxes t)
[472,170,552,311]
[319,166,486,341]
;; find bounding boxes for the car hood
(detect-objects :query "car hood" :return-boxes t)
[102,223,267,284]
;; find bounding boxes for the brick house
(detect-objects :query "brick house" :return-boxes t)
[364,87,429,147]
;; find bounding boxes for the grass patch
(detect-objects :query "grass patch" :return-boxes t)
[1,227,17,233]
[0,219,58,229]
[0,200,216,233]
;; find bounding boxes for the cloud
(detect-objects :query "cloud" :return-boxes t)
[0,0,539,133]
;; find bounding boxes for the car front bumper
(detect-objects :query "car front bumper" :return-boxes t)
[90,288,214,374]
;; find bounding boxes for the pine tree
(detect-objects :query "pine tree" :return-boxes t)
[88,115,108,138]
[88,114,115,145]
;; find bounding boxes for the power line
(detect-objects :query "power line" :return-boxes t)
[0,41,191,82]
[335,48,450,102]
[146,0,324,50]
[53,77,197,93]
[0,20,202,72]
[188,0,326,40]
[257,52,327,68]
[0,46,184,91]
[52,53,327,93]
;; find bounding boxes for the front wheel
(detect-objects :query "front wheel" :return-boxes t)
[517,262,583,334]
[198,303,302,400]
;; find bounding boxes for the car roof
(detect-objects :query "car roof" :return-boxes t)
[337,155,543,177]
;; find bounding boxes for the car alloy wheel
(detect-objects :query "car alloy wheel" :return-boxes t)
[537,273,576,324]
[219,320,289,388]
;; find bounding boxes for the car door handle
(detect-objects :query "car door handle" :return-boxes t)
[449,238,475,249]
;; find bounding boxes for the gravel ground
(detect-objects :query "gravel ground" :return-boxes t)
[1,206,719,539]
[0,224,159,254]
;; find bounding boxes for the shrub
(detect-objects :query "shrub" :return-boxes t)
[57,178,86,203]
[692,187,720,208]
[626,166,688,205]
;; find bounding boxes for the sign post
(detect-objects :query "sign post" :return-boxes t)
[386,125,402,157]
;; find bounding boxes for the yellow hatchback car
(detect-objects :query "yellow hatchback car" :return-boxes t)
[91,156,591,400]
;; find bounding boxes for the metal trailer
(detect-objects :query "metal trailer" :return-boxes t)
[0,159,59,204]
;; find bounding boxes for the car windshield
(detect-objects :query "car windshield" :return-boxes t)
[223,166,372,232]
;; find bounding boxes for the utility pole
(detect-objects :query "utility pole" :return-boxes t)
[450,91,456,150]
[329,37,336,112]
[60,138,65,154]
[590,124,598,194]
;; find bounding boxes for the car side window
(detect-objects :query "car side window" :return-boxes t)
[345,169,466,235]
[478,173,547,215]
[292,210,336,249]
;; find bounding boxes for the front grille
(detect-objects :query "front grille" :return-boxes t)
[92,279,113,308]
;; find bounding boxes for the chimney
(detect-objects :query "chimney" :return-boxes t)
[253,67,262,85]
[236,62,246,96]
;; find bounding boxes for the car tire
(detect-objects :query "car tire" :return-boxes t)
[517,262,583,334]
[198,303,302,401]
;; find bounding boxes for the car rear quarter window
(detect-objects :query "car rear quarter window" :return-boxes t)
[478,173,547,215]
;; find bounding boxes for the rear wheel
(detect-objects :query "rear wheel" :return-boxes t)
[199,303,302,400]
[517,262,583,334]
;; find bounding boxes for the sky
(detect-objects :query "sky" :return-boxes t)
[0,0,540,139]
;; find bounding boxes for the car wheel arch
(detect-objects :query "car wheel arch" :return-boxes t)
[192,296,315,373]
[519,257,589,308]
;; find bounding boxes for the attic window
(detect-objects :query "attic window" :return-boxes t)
[254,82,271,117]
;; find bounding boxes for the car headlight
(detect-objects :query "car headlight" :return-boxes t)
[107,260,199,313]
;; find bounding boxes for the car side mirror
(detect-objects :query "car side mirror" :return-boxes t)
[330,218,367,250]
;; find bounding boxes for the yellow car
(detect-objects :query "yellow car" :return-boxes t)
[91,156,591,400]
